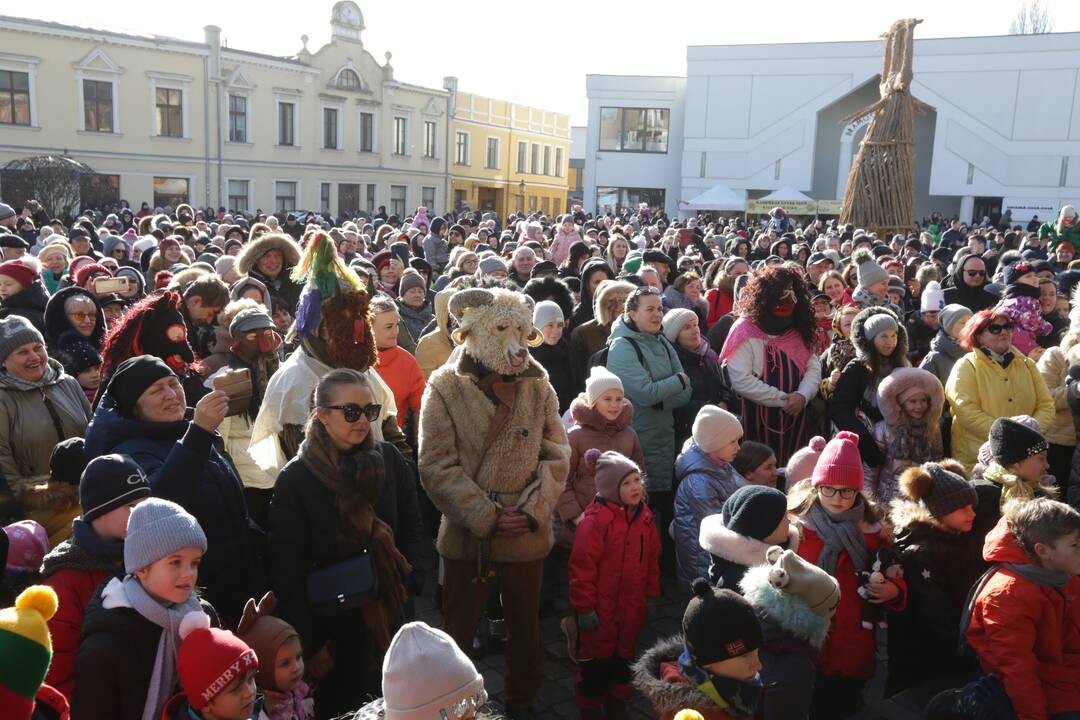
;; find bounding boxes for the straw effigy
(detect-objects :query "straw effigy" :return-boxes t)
[839,18,931,238]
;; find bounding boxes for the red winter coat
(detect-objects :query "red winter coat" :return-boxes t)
[569,498,660,660]
[705,288,734,327]
[796,516,907,679]
[557,398,645,548]
[967,516,1080,720]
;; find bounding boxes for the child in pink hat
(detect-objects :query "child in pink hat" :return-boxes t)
[788,431,907,719]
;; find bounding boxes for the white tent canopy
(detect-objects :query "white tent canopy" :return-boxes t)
[681,184,746,211]
[759,186,814,202]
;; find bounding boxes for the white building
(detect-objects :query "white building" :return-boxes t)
[585,31,1080,225]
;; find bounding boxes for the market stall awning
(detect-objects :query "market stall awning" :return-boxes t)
[681,184,746,211]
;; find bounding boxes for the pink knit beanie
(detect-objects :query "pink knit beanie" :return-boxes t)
[784,436,827,490]
[811,431,864,490]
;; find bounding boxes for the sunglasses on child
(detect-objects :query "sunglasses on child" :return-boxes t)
[321,403,381,423]
[985,322,1014,335]
[819,486,857,499]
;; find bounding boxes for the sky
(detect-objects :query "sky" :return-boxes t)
[17,0,1080,123]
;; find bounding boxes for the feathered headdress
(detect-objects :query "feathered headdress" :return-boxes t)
[290,230,366,339]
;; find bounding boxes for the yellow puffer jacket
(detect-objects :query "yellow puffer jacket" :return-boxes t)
[946,347,1055,470]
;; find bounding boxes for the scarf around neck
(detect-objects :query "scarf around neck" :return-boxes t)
[806,500,870,575]
[718,316,813,376]
[1004,562,1069,589]
[122,575,203,720]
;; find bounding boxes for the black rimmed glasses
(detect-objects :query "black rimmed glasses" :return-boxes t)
[819,486,857,499]
[321,403,381,423]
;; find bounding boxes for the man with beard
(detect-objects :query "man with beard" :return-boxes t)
[205,302,281,528]
[718,265,821,464]
[249,231,407,473]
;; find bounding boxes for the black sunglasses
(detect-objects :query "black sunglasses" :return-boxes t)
[986,322,1014,335]
[321,403,381,423]
[965,269,987,277]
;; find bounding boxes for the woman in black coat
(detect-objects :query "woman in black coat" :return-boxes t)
[268,368,423,718]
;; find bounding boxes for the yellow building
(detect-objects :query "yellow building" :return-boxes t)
[448,84,570,219]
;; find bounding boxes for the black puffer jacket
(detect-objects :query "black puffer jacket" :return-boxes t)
[0,280,49,334]
[530,338,579,415]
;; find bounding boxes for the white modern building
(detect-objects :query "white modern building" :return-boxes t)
[585,31,1080,225]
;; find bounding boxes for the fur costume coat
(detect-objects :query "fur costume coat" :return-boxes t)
[419,349,571,563]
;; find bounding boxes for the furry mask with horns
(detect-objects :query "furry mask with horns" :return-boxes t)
[449,288,542,376]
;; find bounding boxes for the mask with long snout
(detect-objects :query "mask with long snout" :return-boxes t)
[449,288,543,376]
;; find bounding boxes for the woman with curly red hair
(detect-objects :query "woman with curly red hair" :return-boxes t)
[945,308,1054,469]
[718,264,821,464]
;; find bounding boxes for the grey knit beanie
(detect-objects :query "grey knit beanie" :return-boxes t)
[0,315,44,367]
[939,304,973,336]
[862,312,898,342]
[853,248,889,289]
[478,255,507,276]
[124,498,208,573]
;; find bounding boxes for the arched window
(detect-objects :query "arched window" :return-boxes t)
[338,69,361,90]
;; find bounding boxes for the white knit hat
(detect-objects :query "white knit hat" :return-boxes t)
[920,280,945,313]
[692,404,743,454]
[381,622,486,720]
[532,300,564,329]
[585,365,624,406]
[662,308,697,343]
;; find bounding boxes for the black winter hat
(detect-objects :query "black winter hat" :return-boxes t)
[79,453,151,522]
[721,485,788,541]
[990,417,1048,467]
[50,437,87,486]
[1002,260,1037,287]
[57,329,102,375]
[682,578,763,666]
[105,354,177,419]
[642,249,671,267]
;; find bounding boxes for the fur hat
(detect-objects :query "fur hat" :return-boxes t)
[853,248,889,289]
[585,449,641,505]
[811,430,863,490]
[761,546,840,619]
[692,405,743,455]
[851,306,908,360]
[990,417,1048,467]
[585,366,623,406]
[876,367,944,426]
[784,436,827,489]
[661,308,697,344]
[899,462,978,519]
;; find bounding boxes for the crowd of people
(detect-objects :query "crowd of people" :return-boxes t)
[1,196,1080,720]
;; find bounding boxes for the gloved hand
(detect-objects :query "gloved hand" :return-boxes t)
[577,611,599,631]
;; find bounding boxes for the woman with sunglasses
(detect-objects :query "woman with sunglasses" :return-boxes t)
[268,368,422,717]
[942,255,999,312]
[945,309,1055,469]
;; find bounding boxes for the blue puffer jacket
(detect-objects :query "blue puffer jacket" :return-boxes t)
[605,316,691,491]
[671,440,747,588]
[84,395,260,627]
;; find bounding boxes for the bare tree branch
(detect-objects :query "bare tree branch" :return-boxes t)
[1010,0,1055,34]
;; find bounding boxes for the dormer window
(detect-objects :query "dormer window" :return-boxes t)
[338,69,361,90]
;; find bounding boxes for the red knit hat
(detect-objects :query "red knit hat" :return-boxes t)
[811,430,864,490]
[177,613,258,710]
[73,263,110,289]
[0,260,38,288]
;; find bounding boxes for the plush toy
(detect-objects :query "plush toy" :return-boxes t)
[856,546,903,629]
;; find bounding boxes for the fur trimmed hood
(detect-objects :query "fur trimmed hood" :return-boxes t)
[633,636,724,716]
[851,306,908,360]
[594,279,636,326]
[16,478,79,512]
[523,275,575,323]
[739,564,831,649]
[569,395,633,432]
[698,515,800,565]
[876,366,944,425]
[235,233,302,275]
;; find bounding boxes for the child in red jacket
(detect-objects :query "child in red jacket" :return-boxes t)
[789,430,906,720]
[966,498,1080,720]
[569,449,660,719]
[41,453,150,700]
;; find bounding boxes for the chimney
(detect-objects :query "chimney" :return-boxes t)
[204,25,222,79]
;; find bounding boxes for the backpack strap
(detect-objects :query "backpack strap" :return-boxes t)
[957,564,1003,657]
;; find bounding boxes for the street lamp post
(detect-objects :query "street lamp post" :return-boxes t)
[518,179,526,214]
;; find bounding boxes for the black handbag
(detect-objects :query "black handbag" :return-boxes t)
[306,553,378,615]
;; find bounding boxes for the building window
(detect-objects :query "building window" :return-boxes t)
[155,87,183,137]
[153,177,189,208]
[598,107,669,152]
[543,146,552,176]
[275,181,298,211]
[517,141,527,173]
[393,117,407,156]
[79,174,119,209]
[278,102,296,146]
[454,189,466,211]
[366,184,376,212]
[320,182,331,210]
[595,186,666,213]
[323,107,339,149]
[555,147,564,177]
[82,79,113,133]
[455,131,469,165]
[422,186,436,211]
[338,69,361,90]
[486,137,499,169]
[389,184,407,217]
[228,94,247,143]
[359,112,374,152]
[424,121,437,158]
[227,179,250,212]
[528,195,537,212]
[0,70,30,126]
[530,143,540,174]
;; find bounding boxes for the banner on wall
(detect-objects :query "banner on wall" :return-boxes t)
[746,199,818,215]
[1001,197,1060,224]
